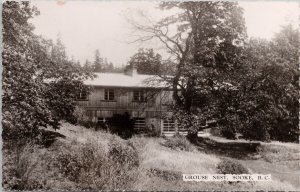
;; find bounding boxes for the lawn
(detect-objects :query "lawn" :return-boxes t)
[3,122,299,191]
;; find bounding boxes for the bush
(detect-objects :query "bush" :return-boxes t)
[143,125,160,137]
[108,112,135,139]
[3,132,141,191]
[108,136,139,167]
[55,136,140,190]
[162,134,196,152]
[73,106,98,129]
[128,136,148,154]
[242,120,271,142]
[73,106,88,122]
[220,128,237,140]
[217,158,249,174]
[147,168,182,181]
[79,121,98,129]
[2,141,46,190]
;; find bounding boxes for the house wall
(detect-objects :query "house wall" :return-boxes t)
[77,87,173,110]
[77,87,174,134]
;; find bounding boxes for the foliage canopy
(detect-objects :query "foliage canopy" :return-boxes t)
[2,2,92,139]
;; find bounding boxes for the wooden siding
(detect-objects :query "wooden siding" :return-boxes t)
[76,86,211,136]
[77,87,173,112]
[77,87,175,135]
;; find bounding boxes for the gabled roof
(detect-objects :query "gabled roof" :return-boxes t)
[84,73,171,88]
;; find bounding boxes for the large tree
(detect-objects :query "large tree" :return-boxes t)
[233,25,299,142]
[2,1,50,139]
[2,1,91,140]
[44,37,92,127]
[269,24,299,142]
[127,48,162,75]
[130,2,247,134]
[213,24,299,142]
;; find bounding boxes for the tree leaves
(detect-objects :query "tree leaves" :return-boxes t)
[153,2,298,141]
[2,2,92,140]
[220,25,300,142]
[127,48,162,75]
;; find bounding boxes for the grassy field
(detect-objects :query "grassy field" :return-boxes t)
[3,122,300,191]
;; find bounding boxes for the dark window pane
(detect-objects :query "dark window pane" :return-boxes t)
[133,90,146,102]
[109,89,114,100]
[110,94,114,100]
[104,90,108,100]
[133,91,139,101]
[140,92,145,101]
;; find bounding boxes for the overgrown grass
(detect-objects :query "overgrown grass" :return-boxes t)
[3,123,299,191]
[240,142,300,189]
[161,134,197,152]
[54,136,140,190]
[258,143,300,163]
[3,124,140,191]
[2,141,47,190]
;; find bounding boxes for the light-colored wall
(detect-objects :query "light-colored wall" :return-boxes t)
[76,87,190,135]
[77,87,174,120]
[78,88,172,110]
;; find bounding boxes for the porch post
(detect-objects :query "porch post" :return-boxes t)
[175,119,179,134]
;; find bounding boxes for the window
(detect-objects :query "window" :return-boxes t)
[133,90,146,102]
[133,118,146,131]
[104,89,115,101]
[77,90,88,100]
[162,119,175,132]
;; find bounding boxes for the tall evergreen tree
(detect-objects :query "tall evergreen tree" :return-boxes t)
[93,49,103,72]
[83,59,93,71]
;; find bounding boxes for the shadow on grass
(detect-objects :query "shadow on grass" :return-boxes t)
[188,136,261,159]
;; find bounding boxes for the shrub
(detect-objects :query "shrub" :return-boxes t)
[128,136,148,154]
[147,168,181,181]
[108,135,139,167]
[2,141,46,190]
[73,106,98,129]
[107,112,135,139]
[217,158,249,174]
[73,106,89,122]
[143,124,160,137]
[55,136,140,190]
[162,134,196,152]
[79,121,98,129]
[242,119,271,142]
[220,128,237,140]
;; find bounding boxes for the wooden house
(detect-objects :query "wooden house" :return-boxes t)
[76,68,186,136]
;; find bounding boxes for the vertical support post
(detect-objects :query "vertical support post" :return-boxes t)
[160,118,163,136]
[175,119,179,134]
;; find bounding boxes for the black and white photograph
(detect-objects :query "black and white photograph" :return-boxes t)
[2,0,299,191]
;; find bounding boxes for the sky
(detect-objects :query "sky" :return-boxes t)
[31,1,299,67]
